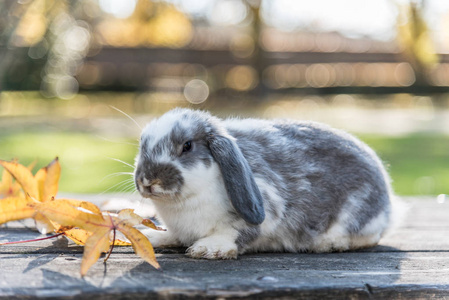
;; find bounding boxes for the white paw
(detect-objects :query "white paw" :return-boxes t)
[187,236,238,259]
[141,228,179,248]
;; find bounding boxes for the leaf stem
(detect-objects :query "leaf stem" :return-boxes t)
[104,214,115,263]
[0,232,64,245]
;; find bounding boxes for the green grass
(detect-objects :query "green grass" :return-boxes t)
[0,132,138,194]
[360,134,449,196]
[0,131,448,196]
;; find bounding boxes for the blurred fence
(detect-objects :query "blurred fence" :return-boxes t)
[2,0,449,101]
[3,45,449,100]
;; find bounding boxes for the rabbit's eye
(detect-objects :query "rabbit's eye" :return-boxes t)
[182,141,192,153]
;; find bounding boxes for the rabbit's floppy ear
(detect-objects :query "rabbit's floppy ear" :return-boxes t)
[207,133,265,225]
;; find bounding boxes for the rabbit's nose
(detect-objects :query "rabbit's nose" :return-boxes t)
[135,171,148,191]
[136,172,162,196]
[141,178,153,193]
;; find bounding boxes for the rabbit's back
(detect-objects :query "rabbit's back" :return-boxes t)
[224,119,391,252]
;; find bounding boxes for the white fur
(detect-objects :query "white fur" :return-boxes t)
[142,111,183,149]
[312,212,352,252]
[151,184,165,194]
[350,211,388,249]
[145,162,239,258]
[256,178,286,237]
[187,229,239,259]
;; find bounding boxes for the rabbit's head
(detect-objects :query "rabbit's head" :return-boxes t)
[134,109,265,225]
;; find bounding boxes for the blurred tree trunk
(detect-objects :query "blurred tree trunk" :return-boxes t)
[246,0,265,97]
[0,1,23,91]
[397,0,439,86]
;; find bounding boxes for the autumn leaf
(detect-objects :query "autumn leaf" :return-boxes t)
[115,218,159,272]
[35,158,61,202]
[0,197,35,224]
[33,199,160,275]
[142,218,166,231]
[118,208,165,231]
[82,226,111,275]
[32,199,105,231]
[48,199,130,246]
[0,160,38,199]
[0,168,22,198]
[0,158,61,231]
[61,228,91,246]
[0,160,39,200]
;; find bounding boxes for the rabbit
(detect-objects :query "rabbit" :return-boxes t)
[134,108,393,259]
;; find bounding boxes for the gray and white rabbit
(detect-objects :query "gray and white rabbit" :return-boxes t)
[134,108,393,259]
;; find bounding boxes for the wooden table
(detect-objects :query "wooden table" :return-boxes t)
[1,197,448,299]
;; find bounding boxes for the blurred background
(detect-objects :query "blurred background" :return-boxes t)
[0,0,448,198]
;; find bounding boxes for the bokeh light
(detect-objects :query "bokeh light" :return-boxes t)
[183,79,209,104]
[99,0,137,19]
[1,0,449,98]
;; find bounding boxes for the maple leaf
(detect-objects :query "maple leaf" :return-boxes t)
[0,158,60,202]
[50,199,131,247]
[34,158,61,202]
[0,168,21,198]
[33,199,161,276]
[0,197,35,224]
[0,158,62,233]
[0,161,37,199]
[0,160,39,200]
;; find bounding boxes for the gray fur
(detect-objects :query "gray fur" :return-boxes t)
[227,119,391,251]
[207,133,266,225]
[135,161,184,193]
[136,108,392,253]
[235,225,260,251]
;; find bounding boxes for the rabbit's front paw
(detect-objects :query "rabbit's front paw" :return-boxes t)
[187,236,238,259]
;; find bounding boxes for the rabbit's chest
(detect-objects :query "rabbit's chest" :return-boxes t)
[155,193,232,245]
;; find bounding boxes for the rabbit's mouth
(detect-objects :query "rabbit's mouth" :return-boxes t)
[136,179,178,200]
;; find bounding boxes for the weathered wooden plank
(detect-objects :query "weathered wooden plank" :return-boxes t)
[396,197,449,228]
[1,227,449,254]
[1,252,449,299]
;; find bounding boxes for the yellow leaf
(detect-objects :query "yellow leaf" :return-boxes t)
[35,158,61,202]
[142,218,166,231]
[116,220,160,270]
[0,169,22,198]
[62,227,131,246]
[0,160,39,200]
[59,198,102,216]
[34,199,158,275]
[118,209,165,231]
[33,199,107,233]
[113,239,132,246]
[34,212,56,234]
[0,197,35,224]
[34,168,46,201]
[117,208,143,226]
[63,228,91,245]
[80,228,111,276]
[41,158,61,202]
